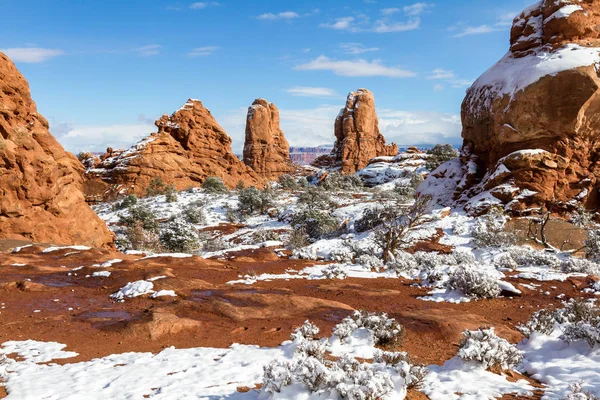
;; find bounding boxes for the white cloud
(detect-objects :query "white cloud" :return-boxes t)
[52,121,155,154]
[320,16,356,30]
[448,78,473,88]
[1,48,65,63]
[433,84,445,91]
[372,18,420,33]
[188,46,220,56]
[135,45,161,57]
[340,43,380,55]
[219,106,462,153]
[381,8,401,15]
[452,11,517,37]
[404,3,433,16]
[428,68,455,80]
[453,24,497,37]
[496,12,517,27]
[189,2,220,10]
[295,56,416,78]
[257,11,300,20]
[285,87,338,97]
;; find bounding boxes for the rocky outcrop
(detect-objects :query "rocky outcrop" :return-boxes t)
[420,0,600,214]
[0,52,114,247]
[314,89,397,175]
[243,98,296,179]
[84,99,262,200]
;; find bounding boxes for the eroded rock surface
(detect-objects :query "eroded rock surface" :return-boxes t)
[84,99,262,200]
[420,0,600,214]
[243,98,296,179]
[0,53,114,247]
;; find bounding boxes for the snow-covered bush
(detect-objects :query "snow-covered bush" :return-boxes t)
[355,206,395,233]
[472,208,516,248]
[290,320,320,341]
[373,350,428,390]
[297,186,337,210]
[278,174,299,190]
[328,247,354,263]
[199,234,228,253]
[507,247,562,269]
[334,310,403,346]
[119,221,163,252]
[561,257,600,276]
[518,309,556,337]
[494,252,518,270]
[159,218,199,253]
[202,176,228,194]
[291,246,318,260]
[182,200,206,224]
[449,264,501,299]
[262,359,293,394]
[458,328,523,371]
[164,184,177,203]
[356,254,384,271]
[290,209,341,240]
[563,382,600,400]
[119,205,159,233]
[114,194,137,210]
[386,251,418,274]
[323,264,348,280]
[249,229,280,244]
[285,228,310,250]
[586,229,600,262]
[426,144,459,171]
[321,172,364,191]
[237,186,276,216]
[0,354,8,383]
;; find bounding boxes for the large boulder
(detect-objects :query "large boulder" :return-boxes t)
[243,98,296,179]
[0,53,114,247]
[84,99,263,200]
[315,89,397,175]
[420,0,600,213]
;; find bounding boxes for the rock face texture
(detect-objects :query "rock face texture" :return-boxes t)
[0,53,114,247]
[84,99,262,200]
[315,89,397,175]
[243,98,296,179]
[420,0,600,213]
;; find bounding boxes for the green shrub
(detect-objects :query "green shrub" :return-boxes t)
[238,186,276,215]
[321,172,363,191]
[165,184,178,203]
[159,218,199,253]
[290,209,341,240]
[278,174,299,190]
[426,144,459,171]
[119,205,159,233]
[182,200,207,224]
[120,221,163,252]
[202,176,228,194]
[114,194,138,210]
[146,178,168,197]
[297,186,337,210]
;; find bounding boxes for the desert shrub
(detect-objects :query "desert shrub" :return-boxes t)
[278,174,299,190]
[290,320,320,341]
[291,246,318,260]
[223,204,244,223]
[586,229,600,262]
[458,328,523,371]
[285,228,310,250]
[250,229,280,244]
[518,299,600,347]
[159,218,199,253]
[165,184,177,203]
[114,194,138,210]
[198,233,229,253]
[561,257,600,276]
[374,195,431,263]
[320,172,364,191]
[333,310,403,346]
[328,247,354,263]
[237,186,276,215]
[393,184,416,203]
[182,200,206,224]
[120,221,163,252]
[290,209,341,240]
[356,254,384,271]
[323,264,348,279]
[119,205,159,233]
[297,176,309,188]
[235,180,246,190]
[563,382,600,400]
[145,177,168,197]
[408,172,424,189]
[494,253,519,270]
[355,206,396,233]
[386,251,418,274]
[507,247,561,269]
[472,207,516,248]
[297,186,337,210]
[373,350,428,390]
[202,176,228,194]
[426,144,459,171]
[449,264,501,299]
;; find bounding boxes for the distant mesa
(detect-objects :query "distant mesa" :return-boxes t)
[420,0,600,214]
[313,89,398,175]
[0,52,114,247]
[83,99,263,201]
[242,98,297,180]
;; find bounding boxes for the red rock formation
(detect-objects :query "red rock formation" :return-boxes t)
[84,99,262,200]
[243,98,296,179]
[0,52,114,247]
[420,0,600,213]
[315,89,397,175]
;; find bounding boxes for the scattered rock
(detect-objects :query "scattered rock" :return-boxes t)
[0,52,114,248]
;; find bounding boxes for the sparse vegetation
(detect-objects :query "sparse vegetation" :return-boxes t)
[114,194,138,210]
[333,310,404,346]
[237,186,276,216]
[119,205,159,233]
[159,217,199,253]
[458,328,523,371]
[426,144,459,171]
[278,174,299,190]
[297,186,337,210]
[472,207,516,248]
[320,172,364,191]
[290,209,341,240]
[449,264,501,299]
[202,176,228,194]
[165,184,178,203]
[145,177,168,197]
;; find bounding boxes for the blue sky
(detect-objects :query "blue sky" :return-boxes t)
[2,0,533,153]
